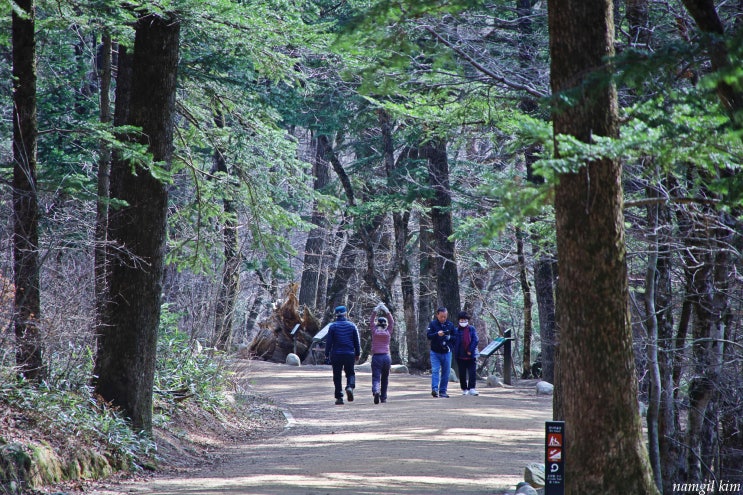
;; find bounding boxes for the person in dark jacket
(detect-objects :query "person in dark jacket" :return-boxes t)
[426,307,455,398]
[325,305,361,405]
[453,311,480,395]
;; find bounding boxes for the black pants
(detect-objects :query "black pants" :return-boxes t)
[331,354,356,398]
[456,357,477,390]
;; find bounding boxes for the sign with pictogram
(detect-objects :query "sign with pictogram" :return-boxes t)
[545,421,565,495]
[547,448,562,462]
[548,433,562,447]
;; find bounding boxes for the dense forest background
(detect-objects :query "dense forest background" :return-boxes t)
[1,0,742,493]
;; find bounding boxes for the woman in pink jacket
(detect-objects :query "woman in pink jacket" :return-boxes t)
[369,302,394,404]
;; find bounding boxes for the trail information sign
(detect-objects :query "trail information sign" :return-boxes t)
[545,421,565,495]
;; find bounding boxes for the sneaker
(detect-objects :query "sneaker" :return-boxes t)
[469,389,479,396]
[462,390,469,396]
[431,390,439,398]
[380,398,386,403]
[335,397,344,405]
[345,387,354,402]
[439,392,450,398]
[374,392,380,404]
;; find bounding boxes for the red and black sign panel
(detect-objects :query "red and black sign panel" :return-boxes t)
[545,421,565,495]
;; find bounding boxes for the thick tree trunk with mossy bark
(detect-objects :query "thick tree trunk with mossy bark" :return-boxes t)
[12,0,44,382]
[94,13,180,435]
[548,0,659,492]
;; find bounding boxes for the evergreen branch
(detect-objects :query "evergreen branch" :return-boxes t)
[423,25,547,99]
[624,197,720,208]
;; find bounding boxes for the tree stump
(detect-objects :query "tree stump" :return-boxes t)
[247,284,320,363]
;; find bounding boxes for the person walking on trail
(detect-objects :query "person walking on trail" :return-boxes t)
[325,305,361,405]
[426,307,455,398]
[370,302,394,404]
[453,311,480,396]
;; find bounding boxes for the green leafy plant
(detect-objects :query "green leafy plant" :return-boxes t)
[0,367,155,469]
[154,304,231,414]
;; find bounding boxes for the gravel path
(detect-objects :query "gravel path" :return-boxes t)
[91,360,552,495]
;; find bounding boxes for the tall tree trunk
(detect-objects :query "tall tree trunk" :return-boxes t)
[680,2,743,483]
[95,33,112,342]
[323,229,360,326]
[395,209,418,365]
[379,111,427,365]
[423,137,460,318]
[375,111,402,363]
[96,43,132,343]
[644,183,663,492]
[12,0,43,382]
[534,253,556,383]
[516,227,533,378]
[212,111,240,351]
[679,207,730,483]
[673,277,693,415]
[548,0,658,492]
[652,183,683,495]
[299,133,331,310]
[389,145,422,370]
[94,13,180,435]
[719,302,743,485]
[417,211,436,370]
[516,0,555,383]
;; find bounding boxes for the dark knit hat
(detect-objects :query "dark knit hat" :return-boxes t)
[334,305,347,315]
[377,316,388,327]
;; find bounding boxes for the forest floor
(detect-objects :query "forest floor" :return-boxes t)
[62,359,553,495]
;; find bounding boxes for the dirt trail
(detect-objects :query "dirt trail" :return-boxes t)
[91,360,552,495]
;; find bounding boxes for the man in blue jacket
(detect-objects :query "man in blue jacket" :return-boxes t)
[325,306,361,405]
[426,307,455,398]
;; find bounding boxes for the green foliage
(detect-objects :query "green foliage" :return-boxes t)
[0,369,155,468]
[0,302,241,470]
[159,0,331,279]
[456,175,553,245]
[165,102,315,277]
[154,304,231,413]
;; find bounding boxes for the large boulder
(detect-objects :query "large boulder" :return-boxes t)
[515,481,539,495]
[355,362,372,373]
[285,353,301,366]
[390,364,409,374]
[536,381,554,395]
[449,368,458,382]
[487,375,504,387]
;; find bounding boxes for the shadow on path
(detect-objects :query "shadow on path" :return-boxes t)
[95,360,552,495]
